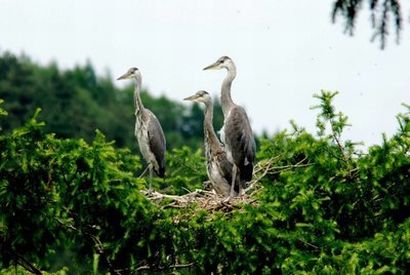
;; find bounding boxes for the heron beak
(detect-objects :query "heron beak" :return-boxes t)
[203,61,220,71]
[117,72,130,80]
[183,95,198,101]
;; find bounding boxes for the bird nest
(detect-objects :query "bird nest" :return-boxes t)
[141,189,258,212]
[141,155,313,212]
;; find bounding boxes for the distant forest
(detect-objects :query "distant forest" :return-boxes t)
[0,51,225,150]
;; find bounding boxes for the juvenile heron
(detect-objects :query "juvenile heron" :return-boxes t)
[203,56,256,197]
[184,91,238,197]
[117,67,166,191]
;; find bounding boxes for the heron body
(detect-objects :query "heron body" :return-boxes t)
[221,105,255,182]
[204,56,256,197]
[184,91,238,196]
[117,67,166,190]
[135,108,165,177]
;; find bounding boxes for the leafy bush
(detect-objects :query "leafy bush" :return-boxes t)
[0,91,409,273]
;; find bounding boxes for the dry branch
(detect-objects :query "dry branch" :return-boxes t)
[11,251,42,275]
[135,262,194,272]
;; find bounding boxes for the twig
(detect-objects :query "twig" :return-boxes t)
[10,251,42,275]
[135,262,194,271]
[57,218,119,274]
[245,156,313,194]
[115,262,194,273]
[244,159,274,193]
[298,239,319,250]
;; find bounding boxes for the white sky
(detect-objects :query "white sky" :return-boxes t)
[0,0,409,146]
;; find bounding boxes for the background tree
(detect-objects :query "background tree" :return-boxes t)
[332,0,403,49]
[0,51,224,150]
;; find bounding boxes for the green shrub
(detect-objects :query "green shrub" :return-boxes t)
[1,91,409,273]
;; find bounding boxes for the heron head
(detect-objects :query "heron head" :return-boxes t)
[183,90,211,104]
[117,67,141,80]
[203,56,234,71]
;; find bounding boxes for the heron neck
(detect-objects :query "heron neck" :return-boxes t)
[204,100,220,148]
[134,77,145,112]
[221,66,236,116]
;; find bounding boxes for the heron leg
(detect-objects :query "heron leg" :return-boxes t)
[148,166,153,194]
[238,180,244,196]
[228,165,238,199]
[139,165,149,178]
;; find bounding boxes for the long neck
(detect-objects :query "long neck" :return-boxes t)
[221,65,236,116]
[134,76,144,112]
[204,100,221,148]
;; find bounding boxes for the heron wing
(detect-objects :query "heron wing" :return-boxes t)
[147,111,166,177]
[214,149,233,183]
[224,106,256,181]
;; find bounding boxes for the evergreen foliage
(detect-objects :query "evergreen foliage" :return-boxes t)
[1,90,409,273]
[332,0,403,49]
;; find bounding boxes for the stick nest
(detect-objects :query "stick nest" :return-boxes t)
[141,155,312,212]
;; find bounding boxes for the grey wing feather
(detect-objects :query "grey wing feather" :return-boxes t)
[224,106,256,181]
[215,151,233,184]
[147,111,166,177]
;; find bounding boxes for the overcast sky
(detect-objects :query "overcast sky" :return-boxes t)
[1,0,409,146]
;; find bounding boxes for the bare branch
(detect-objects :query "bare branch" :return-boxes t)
[136,262,194,271]
[9,251,43,275]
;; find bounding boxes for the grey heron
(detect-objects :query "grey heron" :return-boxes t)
[184,90,239,197]
[203,56,256,198]
[117,67,166,191]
